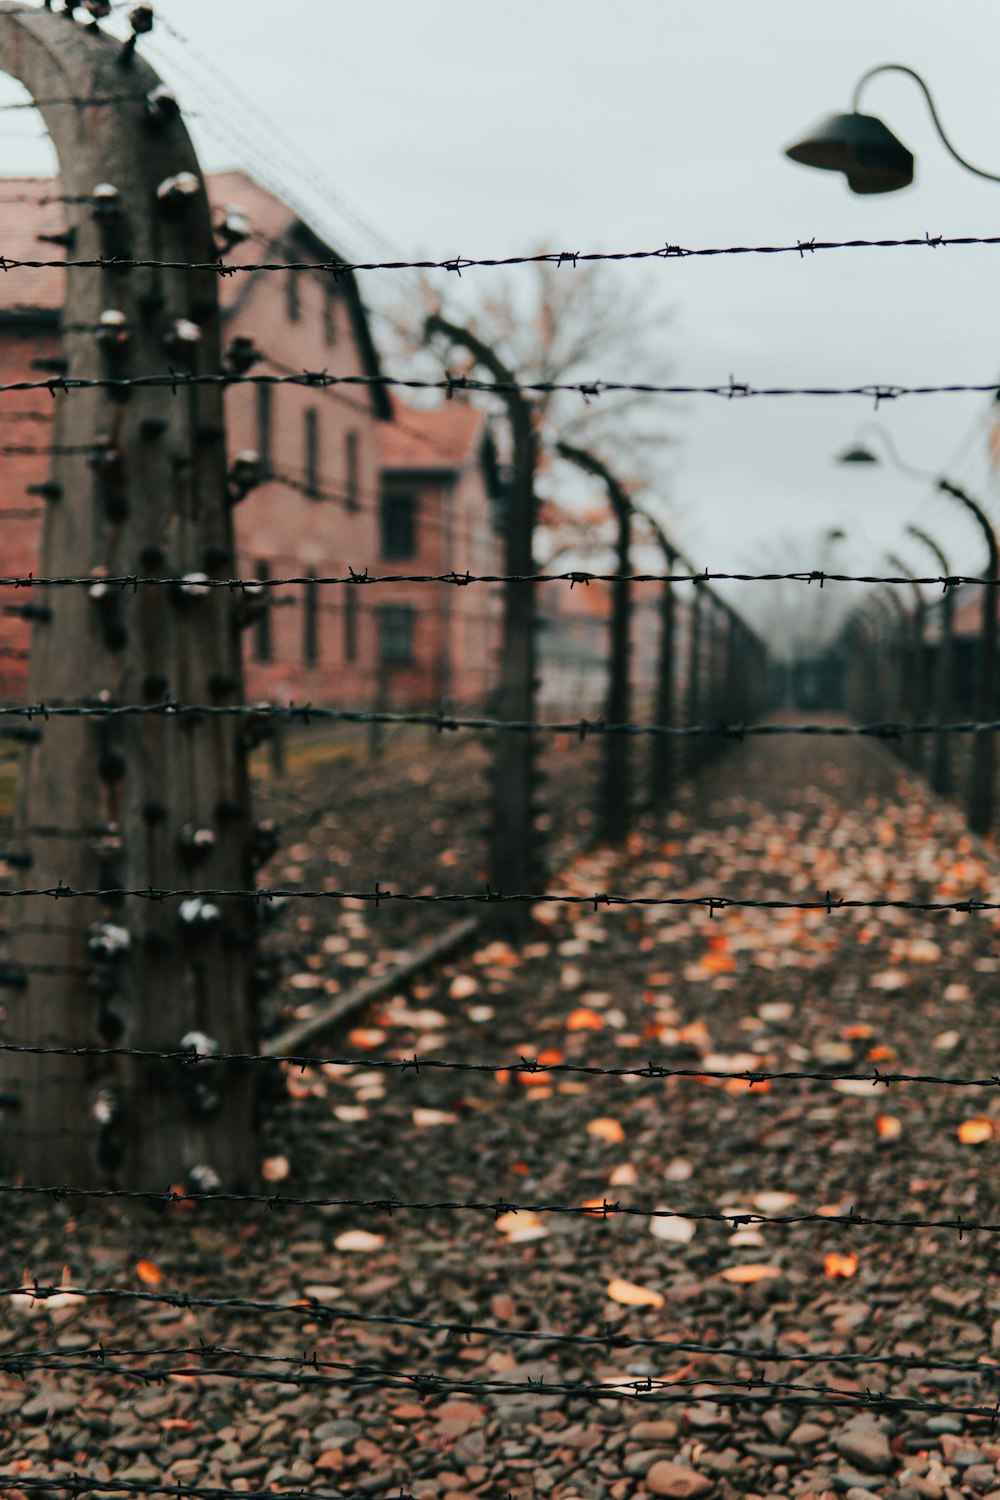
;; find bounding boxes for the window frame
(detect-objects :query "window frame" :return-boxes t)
[380,489,417,561]
[379,604,415,667]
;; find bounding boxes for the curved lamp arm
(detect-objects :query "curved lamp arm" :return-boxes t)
[854,423,933,482]
[852,64,1000,184]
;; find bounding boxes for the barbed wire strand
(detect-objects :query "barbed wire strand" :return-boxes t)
[2,700,1000,741]
[0,882,996,915]
[0,567,991,589]
[0,1039,992,1091]
[3,1282,991,1376]
[0,1181,995,1234]
[2,232,1000,277]
[0,368,998,402]
[0,1345,995,1419]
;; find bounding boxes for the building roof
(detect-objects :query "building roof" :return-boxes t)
[381,394,488,473]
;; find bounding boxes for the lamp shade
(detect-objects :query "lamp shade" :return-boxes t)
[785,111,914,194]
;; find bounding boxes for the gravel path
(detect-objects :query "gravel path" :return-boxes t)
[2,726,998,1500]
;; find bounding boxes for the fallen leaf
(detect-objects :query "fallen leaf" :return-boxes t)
[347,1028,387,1050]
[649,1213,696,1245]
[262,1155,290,1183]
[752,1190,797,1213]
[606,1277,664,1308]
[957,1117,994,1145]
[875,1114,902,1141]
[494,1210,548,1243]
[717,1263,782,1285]
[608,1162,638,1187]
[587,1117,626,1144]
[870,970,907,991]
[449,975,478,1000]
[333,1104,369,1123]
[566,1007,605,1032]
[536,1047,564,1067]
[729,1228,766,1248]
[136,1260,163,1286]
[334,1230,386,1253]
[412,1108,458,1128]
[823,1252,859,1279]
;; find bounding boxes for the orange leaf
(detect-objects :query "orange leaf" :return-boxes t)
[536,1047,564,1067]
[606,1277,664,1308]
[517,1071,552,1087]
[587,1117,626,1144]
[581,1197,610,1216]
[677,1020,710,1048]
[701,952,737,974]
[823,1252,859,1279]
[875,1114,902,1141]
[867,1044,896,1063]
[136,1260,163,1286]
[347,1028,386,1050]
[567,1007,605,1032]
[717,1263,782,1285]
[957,1117,994,1145]
[494,1069,511,1086]
[842,1023,873,1040]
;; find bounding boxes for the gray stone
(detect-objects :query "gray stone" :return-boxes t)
[22,1390,80,1421]
[925,1416,963,1436]
[631,1419,682,1443]
[645,1459,714,1498]
[624,1448,674,1476]
[314,1419,362,1444]
[832,1471,884,1493]
[789,1422,827,1447]
[834,1415,893,1474]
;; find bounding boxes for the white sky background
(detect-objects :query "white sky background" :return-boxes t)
[2,0,1000,649]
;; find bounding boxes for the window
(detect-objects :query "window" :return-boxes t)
[286,267,301,322]
[323,284,337,347]
[345,430,359,511]
[344,588,358,663]
[303,572,319,666]
[304,408,320,498]
[379,605,414,666]
[380,491,416,560]
[256,385,272,478]
[253,561,272,662]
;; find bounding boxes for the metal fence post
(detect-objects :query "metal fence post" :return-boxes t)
[555,443,633,843]
[425,316,538,925]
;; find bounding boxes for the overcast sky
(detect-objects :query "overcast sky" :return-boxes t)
[2,1,1000,640]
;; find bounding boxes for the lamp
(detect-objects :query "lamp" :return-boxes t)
[785,64,1000,194]
[785,110,913,194]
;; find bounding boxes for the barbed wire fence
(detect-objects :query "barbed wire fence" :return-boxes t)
[1,5,1000,1497]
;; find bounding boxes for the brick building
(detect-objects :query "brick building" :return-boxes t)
[0,171,503,709]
